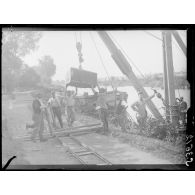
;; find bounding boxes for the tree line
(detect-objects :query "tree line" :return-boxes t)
[2,31,56,94]
[98,74,190,89]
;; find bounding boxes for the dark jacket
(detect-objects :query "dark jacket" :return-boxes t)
[32,99,41,114]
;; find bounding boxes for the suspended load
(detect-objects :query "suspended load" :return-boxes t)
[66,67,97,88]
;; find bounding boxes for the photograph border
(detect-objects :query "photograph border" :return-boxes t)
[1,24,194,171]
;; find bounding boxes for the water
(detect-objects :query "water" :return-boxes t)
[118,86,190,121]
[76,86,190,121]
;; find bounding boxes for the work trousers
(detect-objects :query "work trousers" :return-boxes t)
[43,109,53,136]
[179,111,187,124]
[52,106,63,128]
[99,108,109,132]
[30,112,44,141]
[67,106,75,127]
[118,111,128,132]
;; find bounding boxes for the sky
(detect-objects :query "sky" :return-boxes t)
[22,30,187,81]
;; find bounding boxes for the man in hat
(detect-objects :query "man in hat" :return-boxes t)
[177,97,188,125]
[116,93,129,132]
[26,92,46,142]
[96,88,109,134]
[131,90,156,128]
[40,97,54,137]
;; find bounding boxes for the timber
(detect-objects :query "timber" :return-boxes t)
[162,31,170,120]
[172,31,186,57]
[164,31,178,125]
[15,123,102,141]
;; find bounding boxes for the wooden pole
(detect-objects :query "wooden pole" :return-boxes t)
[162,31,170,121]
[164,31,178,125]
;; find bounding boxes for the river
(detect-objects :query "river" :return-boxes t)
[76,86,190,121]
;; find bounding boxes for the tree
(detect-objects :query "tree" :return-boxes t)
[2,30,42,93]
[18,67,41,90]
[37,55,56,85]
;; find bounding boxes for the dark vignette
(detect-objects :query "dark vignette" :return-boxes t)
[0,24,194,171]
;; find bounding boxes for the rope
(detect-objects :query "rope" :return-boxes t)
[143,31,163,42]
[80,31,82,44]
[74,31,78,43]
[144,30,185,57]
[89,32,115,90]
[107,32,146,80]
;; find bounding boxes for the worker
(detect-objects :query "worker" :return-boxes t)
[40,97,54,137]
[26,92,46,142]
[177,97,188,125]
[96,88,109,134]
[131,91,156,129]
[66,90,76,127]
[48,91,63,128]
[116,93,129,132]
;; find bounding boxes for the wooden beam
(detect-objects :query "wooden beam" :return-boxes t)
[172,31,186,57]
[164,31,178,125]
[14,123,102,140]
[162,31,170,121]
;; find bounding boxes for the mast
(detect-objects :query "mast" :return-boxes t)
[162,31,170,121]
[98,31,163,122]
[163,31,178,125]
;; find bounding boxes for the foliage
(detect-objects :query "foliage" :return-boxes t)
[98,73,189,89]
[2,30,42,93]
[2,31,42,57]
[18,67,41,89]
[36,55,56,85]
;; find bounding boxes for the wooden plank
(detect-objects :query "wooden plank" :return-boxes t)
[16,125,102,141]
[14,123,101,140]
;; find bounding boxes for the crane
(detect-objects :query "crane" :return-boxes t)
[97,31,164,122]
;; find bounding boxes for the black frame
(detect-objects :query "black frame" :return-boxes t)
[1,24,194,171]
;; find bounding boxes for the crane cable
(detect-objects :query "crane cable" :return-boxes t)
[112,30,183,97]
[143,31,163,42]
[143,31,184,98]
[80,31,82,45]
[143,30,186,57]
[107,31,147,80]
[74,31,78,43]
[108,32,162,91]
[89,32,115,90]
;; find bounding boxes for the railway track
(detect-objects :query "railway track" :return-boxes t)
[14,123,112,165]
[56,135,112,165]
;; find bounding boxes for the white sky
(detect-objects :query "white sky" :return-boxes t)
[22,30,187,81]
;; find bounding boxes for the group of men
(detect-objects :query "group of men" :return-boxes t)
[26,90,76,142]
[27,87,188,142]
[96,88,188,134]
[95,88,155,134]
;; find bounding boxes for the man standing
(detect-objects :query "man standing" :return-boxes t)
[177,97,188,125]
[116,93,129,132]
[131,91,156,128]
[27,92,46,142]
[66,90,76,127]
[40,97,54,137]
[48,91,63,128]
[96,88,109,134]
